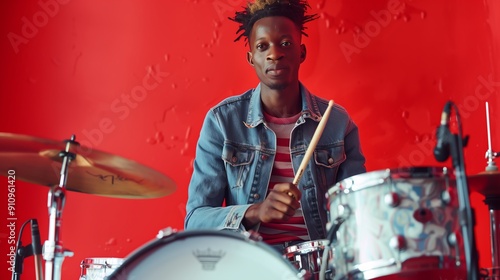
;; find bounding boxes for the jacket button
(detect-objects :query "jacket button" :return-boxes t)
[253,193,260,199]
[328,158,334,164]
[261,155,268,160]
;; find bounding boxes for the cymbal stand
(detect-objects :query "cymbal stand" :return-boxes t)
[42,135,77,280]
[485,101,498,172]
[482,102,500,277]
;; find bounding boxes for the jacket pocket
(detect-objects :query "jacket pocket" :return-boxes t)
[313,143,346,187]
[314,143,346,167]
[222,142,255,189]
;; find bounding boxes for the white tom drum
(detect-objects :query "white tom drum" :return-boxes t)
[326,166,467,279]
[108,229,304,280]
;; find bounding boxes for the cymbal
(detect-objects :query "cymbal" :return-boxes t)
[468,170,500,196]
[0,132,176,198]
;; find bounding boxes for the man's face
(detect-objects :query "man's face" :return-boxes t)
[247,16,306,91]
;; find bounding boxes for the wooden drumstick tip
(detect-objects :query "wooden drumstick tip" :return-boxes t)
[328,100,334,107]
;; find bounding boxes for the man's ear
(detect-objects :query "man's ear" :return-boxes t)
[300,44,307,63]
[246,51,254,66]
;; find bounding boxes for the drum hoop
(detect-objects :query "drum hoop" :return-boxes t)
[81,257,124,266]
[107,229,295,279]
[328,166,451,195]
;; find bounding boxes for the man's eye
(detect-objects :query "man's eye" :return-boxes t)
[282,41,291,47]
[256,43,267,50]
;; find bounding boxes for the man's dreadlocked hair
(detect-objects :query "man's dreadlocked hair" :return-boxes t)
[229,0,318,43]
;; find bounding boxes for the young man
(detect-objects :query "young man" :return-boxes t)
[185,0,366,249]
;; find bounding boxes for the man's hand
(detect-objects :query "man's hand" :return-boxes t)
[243,183,301,229]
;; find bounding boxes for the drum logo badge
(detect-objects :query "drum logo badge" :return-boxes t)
[193,248,226,270]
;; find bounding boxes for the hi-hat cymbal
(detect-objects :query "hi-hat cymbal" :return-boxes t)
[0,132,176,198]
[468,170,500,196]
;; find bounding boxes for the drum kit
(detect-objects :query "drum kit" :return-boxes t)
[2,102,499,280]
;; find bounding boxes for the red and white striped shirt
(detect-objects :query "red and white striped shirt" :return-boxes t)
[259,111,310,244]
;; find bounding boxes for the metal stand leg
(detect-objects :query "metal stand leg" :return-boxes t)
[43,186,73,280]
[42,136,77,280]
[484,196,500,279]
[490,210,500,269]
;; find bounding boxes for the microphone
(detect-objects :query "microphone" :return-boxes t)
[434,101,452,162]
[31,220,43,280]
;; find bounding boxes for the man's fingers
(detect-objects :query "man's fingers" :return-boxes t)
[268,190,300,209]
[260,205,296,222]
[273,183,302,201]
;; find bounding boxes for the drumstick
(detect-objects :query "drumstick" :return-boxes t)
[292,100,335,187]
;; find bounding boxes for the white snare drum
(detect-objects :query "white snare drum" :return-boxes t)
[284,239,333,280]
[80,257,124,280]
[327,166,466,279]
[108,229,304,280]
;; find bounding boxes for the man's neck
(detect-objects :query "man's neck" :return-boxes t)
[260,83,301,118]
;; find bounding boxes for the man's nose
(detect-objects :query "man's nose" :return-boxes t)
[267,46,284,61]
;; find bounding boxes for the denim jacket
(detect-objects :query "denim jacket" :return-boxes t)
[184,83,366,240]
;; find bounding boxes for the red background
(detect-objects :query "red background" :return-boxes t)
[0,0,499,279]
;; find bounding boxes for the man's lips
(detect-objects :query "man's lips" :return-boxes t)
[266,65,288,75]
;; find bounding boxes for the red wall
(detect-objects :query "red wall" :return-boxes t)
[1,0,499,279]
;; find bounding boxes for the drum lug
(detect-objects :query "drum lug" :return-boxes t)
[441,189,452,205]
[337,204,351,220]
[156,227,177,239]
[296,269,311,280]
[448,232,462,266]
[342,248,355,263]
[448,232,458,246]
[384,192,401,207]
[389,235,407,251]
[342,247,356,263]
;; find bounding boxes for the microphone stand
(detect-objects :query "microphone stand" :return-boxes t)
[12,242,30,280]
[31,219,43,280]
[446,103,479,280]
[11,219,34,280]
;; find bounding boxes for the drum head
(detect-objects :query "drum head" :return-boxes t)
[108,229,302,280]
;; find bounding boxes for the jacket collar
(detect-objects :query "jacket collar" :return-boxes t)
[244,82,322,128]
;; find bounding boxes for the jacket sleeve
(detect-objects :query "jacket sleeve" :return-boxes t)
[184,109,250,231]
